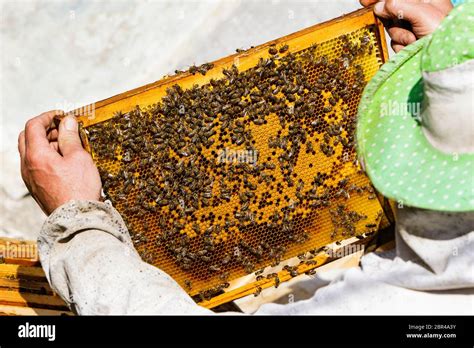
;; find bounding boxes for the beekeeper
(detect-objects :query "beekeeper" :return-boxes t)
[18,1,473,314]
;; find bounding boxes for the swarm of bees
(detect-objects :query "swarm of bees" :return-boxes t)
[86,29,384,299]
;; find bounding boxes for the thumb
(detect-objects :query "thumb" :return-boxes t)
[58,116,84,156]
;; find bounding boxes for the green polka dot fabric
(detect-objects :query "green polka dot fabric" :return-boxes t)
[422,2,474,72]
[357,3,474,212]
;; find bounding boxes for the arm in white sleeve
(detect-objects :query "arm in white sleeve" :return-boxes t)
[37,200,212,315]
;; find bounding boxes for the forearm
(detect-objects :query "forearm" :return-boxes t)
[38,200,211,315]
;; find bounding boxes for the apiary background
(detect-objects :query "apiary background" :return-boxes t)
[0,0,394,240]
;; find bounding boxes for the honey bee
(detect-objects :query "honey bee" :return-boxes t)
[279,44,289,53]
[274,276,280,288]
[290,269,298,277]
[219,272,230,281]
[184,279,192,289]
[268,46,278,55]
[209,265,221,272]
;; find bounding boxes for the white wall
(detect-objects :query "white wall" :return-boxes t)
[0,0,374,239]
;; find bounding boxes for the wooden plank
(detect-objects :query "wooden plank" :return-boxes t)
[374,13,390,63]
[0,289,68,309]
[0,263,46,280]
[0,304,72,316]
[0,277,54,295]
[200,235,374,309]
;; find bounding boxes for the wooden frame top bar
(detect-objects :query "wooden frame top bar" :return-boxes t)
[70,7,387,128]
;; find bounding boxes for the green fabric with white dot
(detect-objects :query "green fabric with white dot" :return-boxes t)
[422,2,474,72]
[357,3,474,212]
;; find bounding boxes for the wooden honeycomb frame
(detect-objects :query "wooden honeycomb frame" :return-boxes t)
[65,7,389,304]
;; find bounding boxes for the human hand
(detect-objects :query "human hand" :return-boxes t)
[18,110,102,215]
[360,0,453,52]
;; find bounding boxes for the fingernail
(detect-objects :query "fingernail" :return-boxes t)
[374,2,384,14]
[64,116,77,131]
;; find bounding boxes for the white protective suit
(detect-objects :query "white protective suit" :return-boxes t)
[38,200,474,315]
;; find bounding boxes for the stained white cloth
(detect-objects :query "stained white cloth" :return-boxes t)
[38,201,211,315]
[38,200,474,315]
[422,59,474,154]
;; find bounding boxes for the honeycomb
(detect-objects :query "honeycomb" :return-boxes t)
[82,23,386,298]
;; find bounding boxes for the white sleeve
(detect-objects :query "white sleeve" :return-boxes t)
[38,200,212,315]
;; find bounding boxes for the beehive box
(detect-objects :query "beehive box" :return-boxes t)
[0,238,72,315]
[69,7,389,301]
